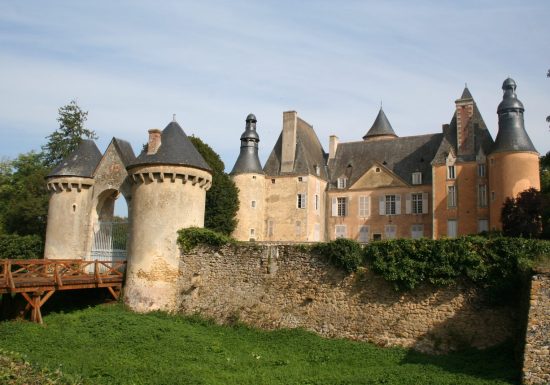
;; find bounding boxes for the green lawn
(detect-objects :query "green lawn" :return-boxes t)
[0,304,519,385]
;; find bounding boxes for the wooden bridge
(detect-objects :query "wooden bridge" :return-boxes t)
[0,259,126,323]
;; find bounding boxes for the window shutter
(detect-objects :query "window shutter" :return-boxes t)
[422,192,429,214]
[379,196,385,215]
[395,195,401,215]
[405,194,411,214]
[332,197,337,216]
[367,196,371,217]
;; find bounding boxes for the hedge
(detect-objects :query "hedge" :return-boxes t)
[0,234,44,259]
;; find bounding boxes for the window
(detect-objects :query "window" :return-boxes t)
[315,194,320,212]
[337,177,347,189]
[385,195,396,215]
[447,165,456,179]
[337,197,347,216]
[373,233,382,241]
[250,228,255,238]
[478,164,486,177]
[411,193,423,214]
[478,184,487,207]
[271,179,275,184]
[412,172,422,185]
[298,177,303,182]
[447,185,457,208]
[359,196,370,217]
[314,165,320,176]
[478,219,489,233]
[267,220,274,237]
[295,221,301,236]
[447,219,457,238]
[491,191,495,201]
[252,175,256,179]
[379,194,401,215]
[384,225,397,239]
[411,224,424,239]
[375,167,381,173]
[297,193,307,209]
[251,200,256,208]
[335,225,347,239]
[358,225,369,243]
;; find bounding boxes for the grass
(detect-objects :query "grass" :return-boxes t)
[0,304,519,385]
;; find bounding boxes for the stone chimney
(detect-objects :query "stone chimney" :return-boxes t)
[147,129,162,155]
[280,111,297,173]
[329,135,339,160]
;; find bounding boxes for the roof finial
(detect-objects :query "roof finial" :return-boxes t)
[172,114,176,122]
[465,82,468,88]
[380,100,383,109]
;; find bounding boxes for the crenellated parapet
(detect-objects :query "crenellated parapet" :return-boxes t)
[128,165,212,190]
[46,177,95,193]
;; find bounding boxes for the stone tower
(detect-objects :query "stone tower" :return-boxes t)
[44,140,102,259]
[489,78,540,230]
[230,113,265,241]
[124,120,212,312]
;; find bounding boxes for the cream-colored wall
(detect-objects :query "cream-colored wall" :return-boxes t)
[124,165,211,313]
[44,177,95,259]
[264,175,326,242]
[232,173,265,241]
[489,152,540,230]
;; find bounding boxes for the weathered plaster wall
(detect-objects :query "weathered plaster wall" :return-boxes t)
[176,244,515,354]
[522,270,550,385]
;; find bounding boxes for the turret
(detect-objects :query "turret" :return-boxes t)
[44,140,101,259]
[230,114,265,241]
[124,119,212,312]
[362,108,397,141]
[489,78,540,230]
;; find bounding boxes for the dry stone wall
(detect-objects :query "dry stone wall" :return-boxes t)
[176,244,515,354]
[522,270,550,385]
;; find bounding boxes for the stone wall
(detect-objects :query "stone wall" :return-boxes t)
[176,244,515,354]
[522,269,550,385]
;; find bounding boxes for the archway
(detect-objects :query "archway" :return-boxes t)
[90,189,129,264]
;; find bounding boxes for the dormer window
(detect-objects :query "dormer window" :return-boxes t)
[314,165,320,176]
[477,163,486,177]
[447,165,456,180]
[337,177,348,189]
[412,172,422,185]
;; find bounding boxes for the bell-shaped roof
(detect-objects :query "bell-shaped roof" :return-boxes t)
[362,108,397,140]
[231,113,263,175]
[497,77,524,113]
[130,121,211,172]
[48,139,102,178]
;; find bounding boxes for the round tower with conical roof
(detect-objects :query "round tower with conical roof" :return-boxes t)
[44,140,102,260]
[362,108,398,141]
[489,78,540,230]
[230,113,265,241]
[124,120,212,312]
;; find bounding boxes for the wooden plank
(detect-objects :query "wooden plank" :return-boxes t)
[40,290,55,307]
[107,286,119,300]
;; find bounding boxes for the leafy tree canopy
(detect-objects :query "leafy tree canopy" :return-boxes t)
[42,100,97,168]
[189,136,239,235]
[501,188,547,239]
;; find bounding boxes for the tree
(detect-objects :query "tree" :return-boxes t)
[0,152,49,238]
[501,188,545,238]
[540,152,550,239]
[42,100,97,167]
[189,136,239,235]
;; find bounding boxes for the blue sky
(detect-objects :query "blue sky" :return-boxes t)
[1,0,549,171]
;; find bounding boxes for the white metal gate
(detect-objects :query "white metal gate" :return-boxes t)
[89,221,128,271]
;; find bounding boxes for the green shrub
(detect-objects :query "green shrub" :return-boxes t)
[0,234,44,259]
[177,227,234,252]
[312,238,363,273]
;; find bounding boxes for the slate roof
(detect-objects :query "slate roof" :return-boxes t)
[112,138,136,166]
[48,139,102,178]
[329,134,443,188]
[263,117,328,180]
[362,108,397,140]
[460,87,473,100]
[231,113,264,175]
[130,121,211,172]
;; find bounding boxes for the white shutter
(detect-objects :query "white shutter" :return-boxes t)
[332,197,337,217]
[422,192,429,214]
[395,195,401,215]
[405,194,411,214]
[379,196,385,215]
[367,196,371,217]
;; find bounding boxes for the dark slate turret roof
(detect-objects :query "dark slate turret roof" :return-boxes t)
[263,117,328,180]
[130,121,211,171]
[329,134,442,187]
[231,113,264,175]
[48,139,102,178]
[493,78,536,154]
[460,86,473,100]
[362,108,397,140]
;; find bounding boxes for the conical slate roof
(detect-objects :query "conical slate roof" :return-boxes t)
[48,139,102,178]
[363,108,397,140]
[493,78,536,154]
[460,86,473,100]
[130,121,211,172]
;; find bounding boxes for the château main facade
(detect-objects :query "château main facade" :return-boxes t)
[230,78,541,242]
